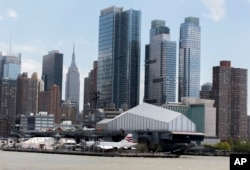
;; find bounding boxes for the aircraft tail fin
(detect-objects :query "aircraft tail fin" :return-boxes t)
[124,134,134,143]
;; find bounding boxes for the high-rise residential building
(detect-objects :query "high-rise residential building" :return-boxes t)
[200,82,213,99]
[38,85,61,124]
[97,6,141,109]
[178,17,201,102]
[84,61,98,110]
[42,50,63,100]
[0,79,17,136]
[213,61,248,139]
[144,20,176,105]
[0,51,21,80]
[65,44,80,114]
[16,72,39,116]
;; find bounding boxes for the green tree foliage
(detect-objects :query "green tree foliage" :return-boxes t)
[213,139,250,153]
[216,141,231,151]
[135,143,148,153]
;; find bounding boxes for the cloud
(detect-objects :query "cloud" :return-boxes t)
[21,58,42,77]
[13,41,46,54]
[0,16,4,20]
[7,9,18,18]
[202,0,226,21]
[0,40,46,75]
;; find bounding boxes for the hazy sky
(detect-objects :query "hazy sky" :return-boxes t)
[0,0,250,113]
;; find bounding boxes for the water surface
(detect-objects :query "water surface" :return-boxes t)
[0,150,229,170]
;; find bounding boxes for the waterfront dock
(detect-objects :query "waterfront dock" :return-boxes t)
[1,148,180,158]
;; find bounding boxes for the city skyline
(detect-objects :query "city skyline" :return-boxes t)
[0,0,250,113]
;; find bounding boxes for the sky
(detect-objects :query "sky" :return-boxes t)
[0,0,250,113]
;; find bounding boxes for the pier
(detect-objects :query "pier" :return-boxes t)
[1,148,180,158]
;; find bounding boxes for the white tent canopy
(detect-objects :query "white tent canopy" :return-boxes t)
[96,103,196,132]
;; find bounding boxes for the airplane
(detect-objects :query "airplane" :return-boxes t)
[95,133,137,150]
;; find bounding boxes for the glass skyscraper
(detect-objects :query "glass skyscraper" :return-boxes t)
[144,20,176,105]
[0,51,21,80]
[97,6,141,109]
[178,17,201,102]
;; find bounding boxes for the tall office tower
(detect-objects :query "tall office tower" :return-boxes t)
[84,61,98,110]
[213,61,248,139]
[200,82,213,99]
[42,50,63,100]
[0,51,21,80]
[65,44,80,114]
[144,20,176,105]
[38,85,61,124]
[97,6,141,109]
[16,72,39,116]
[178,17,201,102]
[0,79,17,136]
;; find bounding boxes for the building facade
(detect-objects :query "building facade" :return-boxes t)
[144,20,176,105]
[65,44,80,114]
[38,85,61,124]
[97,6,141,109]
[178,17,201,102]
[84,61,98,110]
[42,50,63,100]
[0,79,17,136]
[0,51,21,80]
[20,112,54,132]
[163,98,216,137]
[16,72,39,116]
[61,99,77,124]
[213,61,248,139]
[200,82,213,99]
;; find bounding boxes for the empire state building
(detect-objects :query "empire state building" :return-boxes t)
[65,43,80,114]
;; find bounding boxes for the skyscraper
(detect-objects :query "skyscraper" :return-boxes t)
[0,51,21,80]
[97,6,141,109]
[84,61,98,110]
[0,51,20,136]
[178,17,201,102]
[213,61,248,139]
[42,50,63,100]
[144,20,177,105]
[0,79,17,136]
[65,44,80,114]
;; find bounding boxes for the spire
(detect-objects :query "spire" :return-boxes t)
[71,42,76,67]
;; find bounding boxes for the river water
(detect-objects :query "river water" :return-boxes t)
[0,150,229,170]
